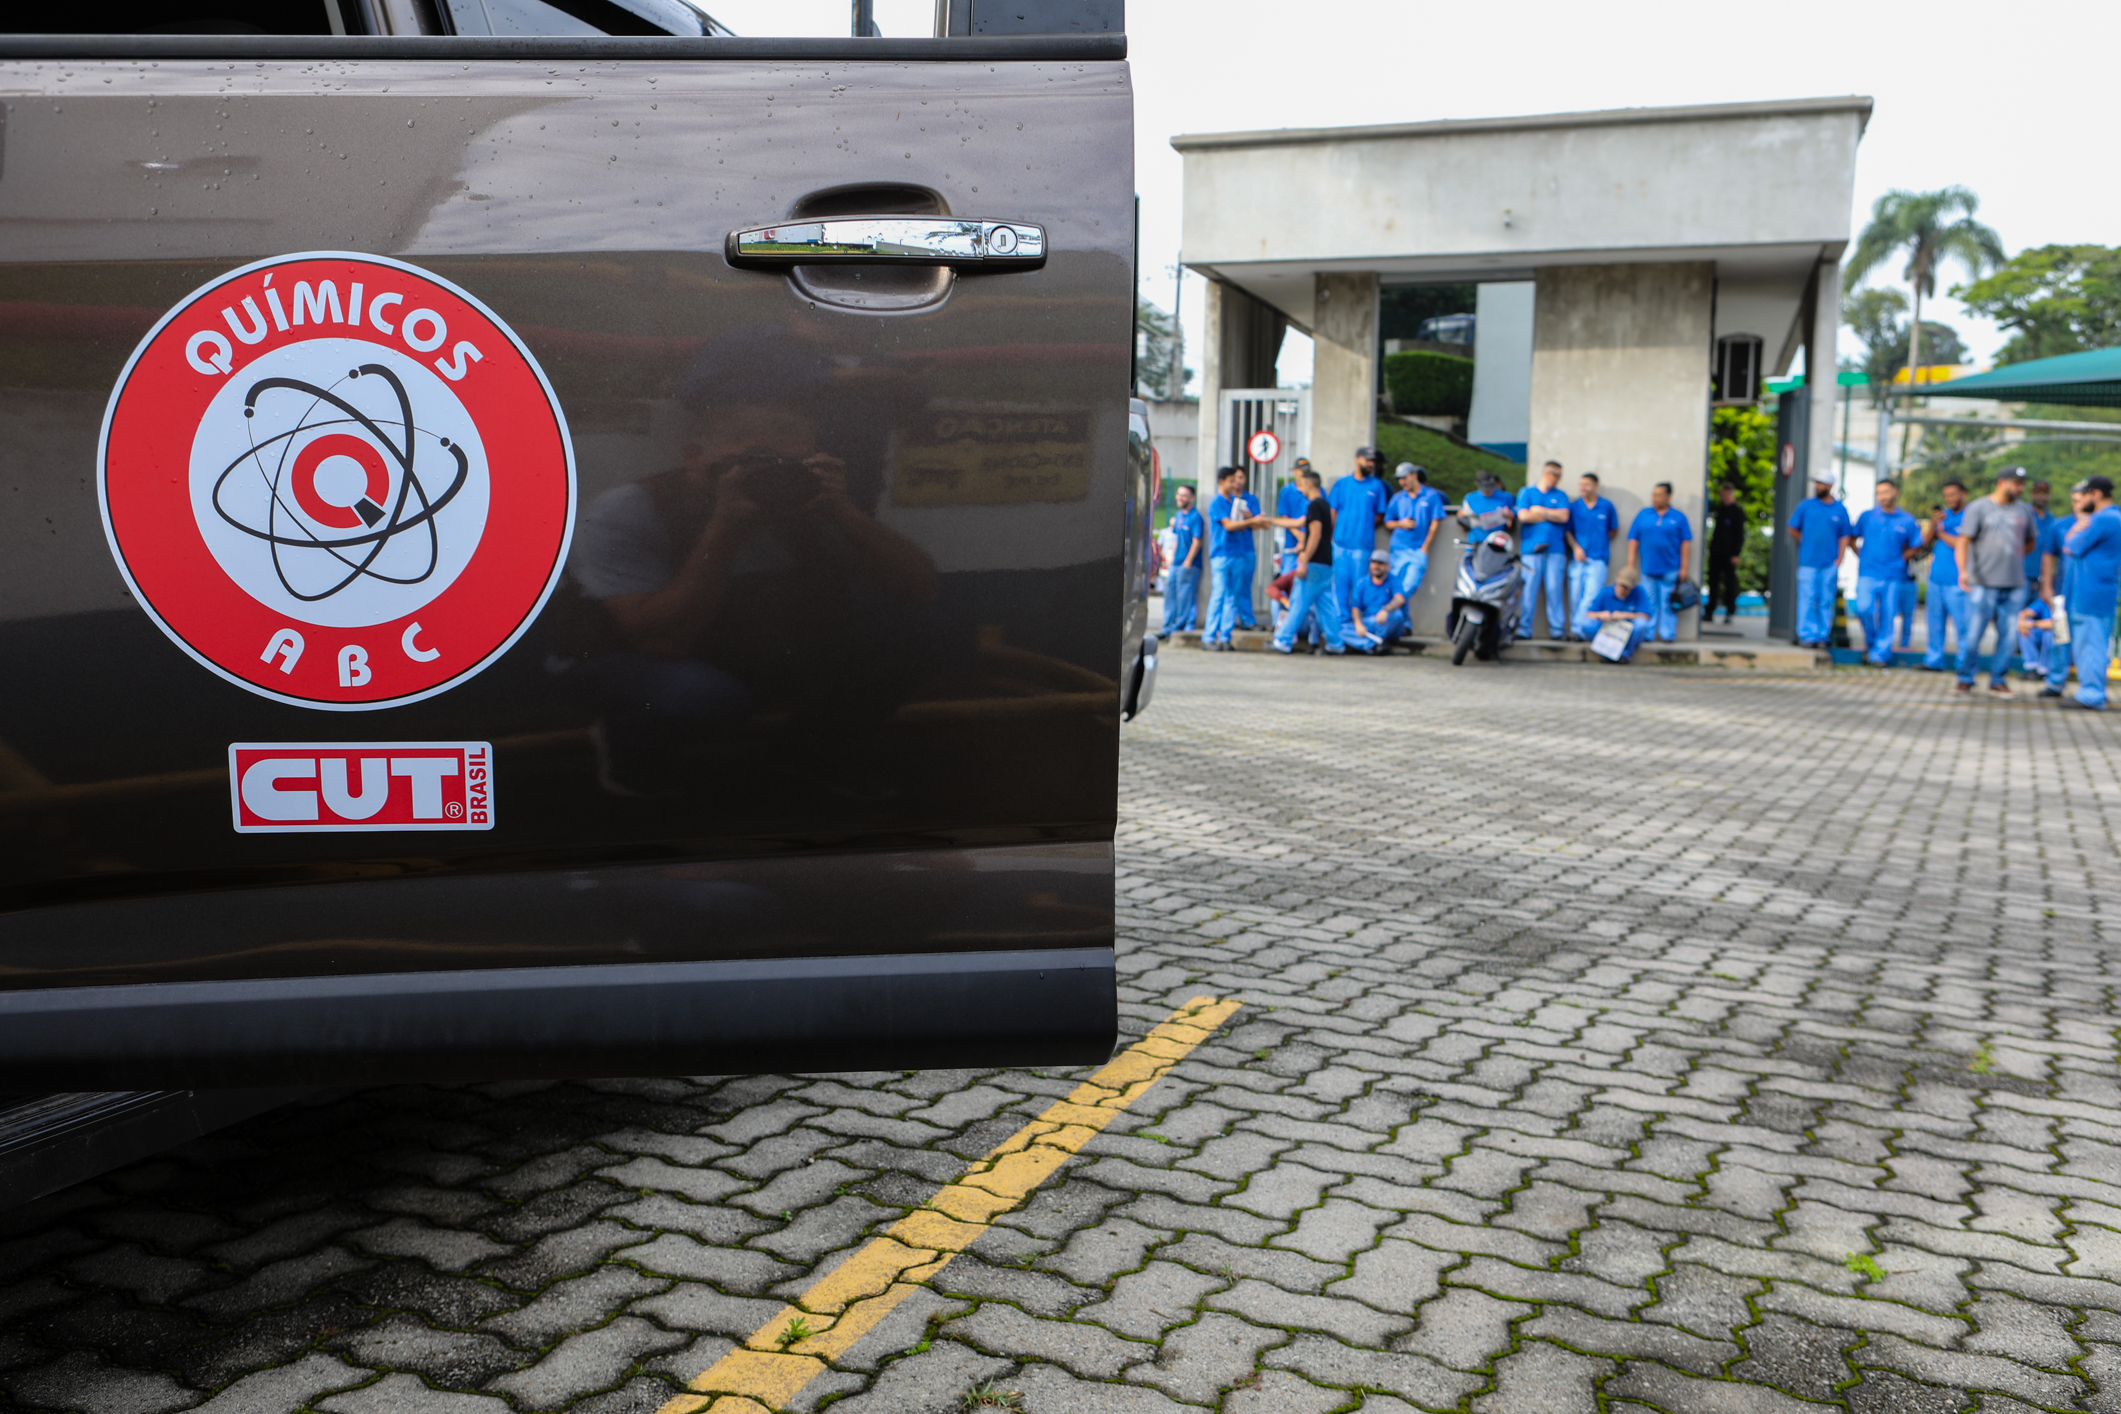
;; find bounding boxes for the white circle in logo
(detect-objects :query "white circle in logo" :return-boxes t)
[189,337,491,630]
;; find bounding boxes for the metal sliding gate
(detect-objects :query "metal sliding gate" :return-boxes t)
[1215,388,1309,618]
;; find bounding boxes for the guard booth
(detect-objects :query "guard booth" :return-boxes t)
[1206,387,1308,620]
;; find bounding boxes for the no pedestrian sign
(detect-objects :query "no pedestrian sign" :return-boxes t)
[1246,429,1281,465]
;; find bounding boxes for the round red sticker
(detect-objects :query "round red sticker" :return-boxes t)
[99,251,575,711]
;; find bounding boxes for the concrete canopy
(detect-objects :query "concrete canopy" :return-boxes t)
[1174,96,1872,369]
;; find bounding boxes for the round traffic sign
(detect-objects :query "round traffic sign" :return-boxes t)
[1246,429,1282,465]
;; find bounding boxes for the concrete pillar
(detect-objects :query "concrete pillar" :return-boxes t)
[1311,272,1379,483]
[1806,257,1842,492]
[1193,278,1227,500]
[1527,262,1714,639]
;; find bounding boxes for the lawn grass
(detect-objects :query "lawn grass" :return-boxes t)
[1377,422,1526,502]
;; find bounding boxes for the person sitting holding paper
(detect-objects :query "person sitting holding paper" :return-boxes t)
[1583,564,1655,663]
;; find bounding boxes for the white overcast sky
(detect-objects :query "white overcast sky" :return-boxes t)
[709,0,2116,386]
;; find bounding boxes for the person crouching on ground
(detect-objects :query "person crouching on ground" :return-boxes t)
[1346,550,1408,654]
[1583,564,1655,662]
[1272,468,1348,655]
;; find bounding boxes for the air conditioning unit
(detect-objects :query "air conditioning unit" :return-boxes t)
[1713,333,1764,404]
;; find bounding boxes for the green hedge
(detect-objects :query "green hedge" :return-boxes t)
[1384,350,1475,417]
[1375,423,1524,505]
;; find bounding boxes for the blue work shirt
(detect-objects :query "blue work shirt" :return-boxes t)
[1276,482,1308,554]
[1169,507,1204,564]
[1927,507,1964,584]
[2064,506,2121,618]
[2026,508,2054,582]
[2036,513,2070,590]
[1853,507,1922,579]
[1387,489,1441,552]
[1788,496,1853,569]
[1461,490,1515,541]
[1587,583,1653,617]
[1347,572,1401,620]
[1567,497,1621,563]
[1628,506,1693,577]
[1207,492,1260,560]
[1328,473,1390,550]
[1516,483,1572,554]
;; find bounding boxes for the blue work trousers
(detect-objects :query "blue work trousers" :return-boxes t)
[1567,558,1608,638]
[1958,585,2029,686]
[1272,564,1347,653]
[1517,550,1569,639]
[1855,575,1900,666]
[1348,607,1408,653]
[2021,593,2055,677]
[1205,555,1254,644]
[1642,572,1679,642]
[2072,611,2113,707]
[1331,554,1371,637]
[1389,547,1430,605]
[1162,561,1200,633]
[1795,564,1837,644]
[1895,578,1917,648]
[1924,582,1966,669]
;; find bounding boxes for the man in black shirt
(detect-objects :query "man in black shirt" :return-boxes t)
[1270,468,1348,654]
[1707,482,1748,624]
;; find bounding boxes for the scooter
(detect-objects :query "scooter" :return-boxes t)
[1446,530,1526,665]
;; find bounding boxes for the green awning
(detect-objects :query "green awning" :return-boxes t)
[1918,346,2121,408]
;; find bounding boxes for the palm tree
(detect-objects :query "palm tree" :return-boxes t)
[1845,188,2005,452]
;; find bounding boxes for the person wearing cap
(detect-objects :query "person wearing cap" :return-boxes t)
[1203,466,1267,651]
[1272,466,1348,655]
[1787,470,1852,648]
[1384,463,1444,608]
[1565,472,1621,640]
[1624,482,1693,642]
[1271,459,1314,634]
[1162,483,1204,634]
[1515,460,1572,641]
[1327,447,1391,640]
[1346,549,1409,654]
[1955,466,2041,696]
[1583,563,1655,662]
[1920,482,1971,671]
[2057,475,2121,709]
[1850,480,1923,667]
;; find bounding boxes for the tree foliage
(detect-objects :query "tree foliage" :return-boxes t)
[1134,297,1188,399]
[1379,285,1476,344]
[1709,406,1776,592]
[1953,243,2121,365]
[1842,287,1966,396]
[1845,187,2003,402]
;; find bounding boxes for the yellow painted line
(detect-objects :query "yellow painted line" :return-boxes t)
[655,996,1242,1414]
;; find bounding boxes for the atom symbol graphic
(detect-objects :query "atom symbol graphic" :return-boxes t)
[215,362,471,604]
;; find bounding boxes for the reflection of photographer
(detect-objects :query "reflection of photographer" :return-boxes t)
[560,331,938,795]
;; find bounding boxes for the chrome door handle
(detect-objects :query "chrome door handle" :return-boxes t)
[726,217,1046,269]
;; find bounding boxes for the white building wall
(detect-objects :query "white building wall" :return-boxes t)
[1466,282,1534,460]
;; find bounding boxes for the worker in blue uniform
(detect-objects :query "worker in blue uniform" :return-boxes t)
[1514,460,1572,640]
[1787,471,1853,648]
[1625,483,1693,642]
[1850,480,1922,666]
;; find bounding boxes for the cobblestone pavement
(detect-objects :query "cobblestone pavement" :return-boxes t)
[5,652,2121,1413]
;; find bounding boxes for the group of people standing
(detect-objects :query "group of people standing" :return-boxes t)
[1792,465,2121,708]
[1159,450,1721,661]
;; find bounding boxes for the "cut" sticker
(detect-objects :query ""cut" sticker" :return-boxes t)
[230,742,493,833]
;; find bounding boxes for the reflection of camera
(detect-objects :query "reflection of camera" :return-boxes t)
[714,446,819,516]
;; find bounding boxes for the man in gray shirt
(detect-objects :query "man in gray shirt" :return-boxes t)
[1955,466,2040,696]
